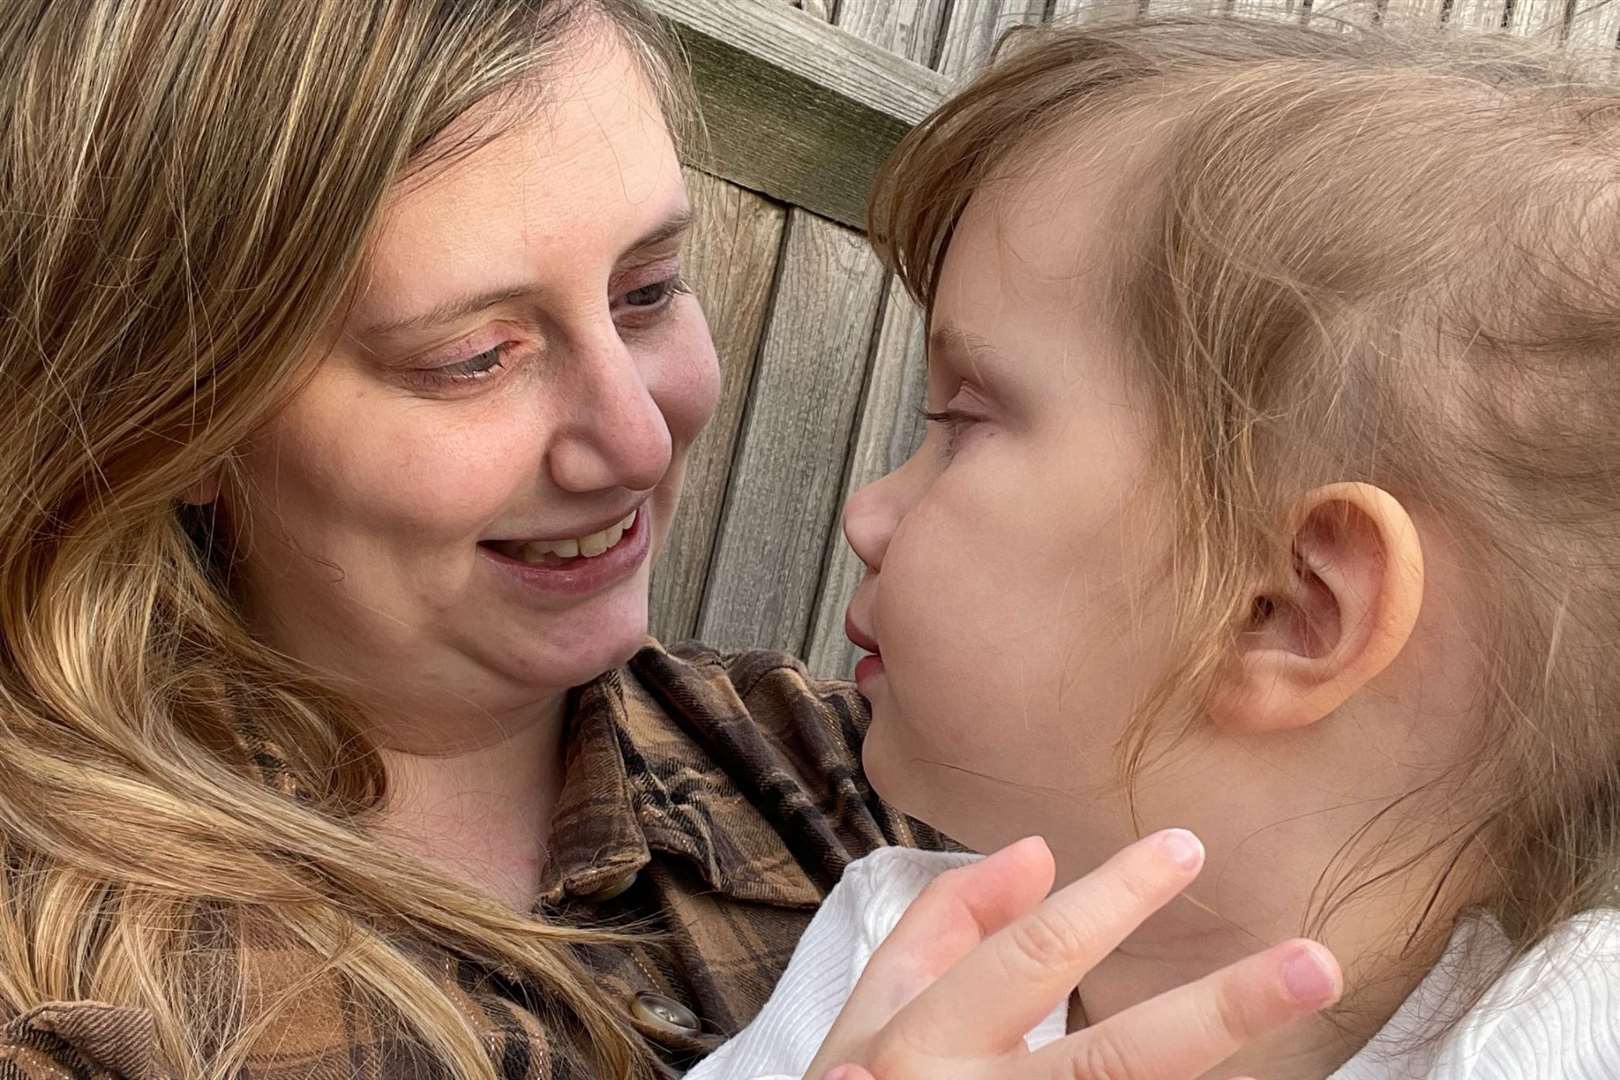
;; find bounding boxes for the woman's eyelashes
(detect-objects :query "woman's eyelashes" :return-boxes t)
[414,272,691,391]
[614,272,690,324]
[431,342,514,384]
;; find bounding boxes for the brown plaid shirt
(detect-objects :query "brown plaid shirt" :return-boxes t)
[0,641,944,1079]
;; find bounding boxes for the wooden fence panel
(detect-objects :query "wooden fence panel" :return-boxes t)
[1447,0,1511,30]
[791,0,955,675]
[936,0,1048,78]
[649,170,786,642]
[806,279,927,674]
[1567,0,1620,50]
[695,215,887,654]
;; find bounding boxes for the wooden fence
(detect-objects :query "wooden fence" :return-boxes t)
[643,0,1618,676]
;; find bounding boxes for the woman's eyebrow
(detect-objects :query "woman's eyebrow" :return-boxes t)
[359,284,535,340]
[626,207,692,254]
[357,207,694,340]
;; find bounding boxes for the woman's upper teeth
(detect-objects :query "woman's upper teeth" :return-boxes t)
[518,510,636,562]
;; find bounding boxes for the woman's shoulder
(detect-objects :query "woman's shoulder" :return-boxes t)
[0,1000,162,1079]
[619,640,869,780]
[603,640,954,863]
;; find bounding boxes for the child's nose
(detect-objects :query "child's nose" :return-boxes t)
[842,478,901,573]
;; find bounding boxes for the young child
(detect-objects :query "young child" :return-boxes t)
[692,13,1620,1080]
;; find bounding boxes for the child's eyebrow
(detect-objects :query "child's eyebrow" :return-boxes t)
[929,325,1007,387]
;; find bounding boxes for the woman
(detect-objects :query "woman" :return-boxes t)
[0,2,1328,1077]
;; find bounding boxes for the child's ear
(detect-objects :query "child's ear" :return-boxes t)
[1208,483,1424,734]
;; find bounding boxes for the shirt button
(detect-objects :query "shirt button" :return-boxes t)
[630,991,700,1036]
[578,870,637,902]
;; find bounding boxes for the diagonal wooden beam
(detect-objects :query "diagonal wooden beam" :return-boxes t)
[646,0,949,228]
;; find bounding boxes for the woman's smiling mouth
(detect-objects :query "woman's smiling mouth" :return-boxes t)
[484,508,639,565]
[478,506,651,599]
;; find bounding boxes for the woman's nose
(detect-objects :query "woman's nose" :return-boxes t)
[549,336,672,495]
[842,473,904,574]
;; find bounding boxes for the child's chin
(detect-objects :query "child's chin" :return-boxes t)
[860,716,933,819]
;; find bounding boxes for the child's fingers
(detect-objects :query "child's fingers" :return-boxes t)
[876,829,1206,1059]
[1022,938,1341,1080]
[829,838,1055,1030]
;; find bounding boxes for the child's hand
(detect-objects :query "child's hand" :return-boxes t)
[804,830,1341,1080]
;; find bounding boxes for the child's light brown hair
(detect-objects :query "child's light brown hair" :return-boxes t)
[871,9,1620,1018]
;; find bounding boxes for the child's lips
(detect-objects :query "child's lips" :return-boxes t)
[844,612,881,656]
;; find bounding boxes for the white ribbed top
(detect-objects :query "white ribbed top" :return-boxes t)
[687,848,1620,1080]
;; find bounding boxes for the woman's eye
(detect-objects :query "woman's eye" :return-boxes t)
[619,275,690,312]
[429,343,510,383]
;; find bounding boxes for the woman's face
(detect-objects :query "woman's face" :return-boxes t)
[229,32,718,737]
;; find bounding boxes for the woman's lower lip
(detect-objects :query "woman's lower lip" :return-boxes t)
[477,510,651,599]
[854,654,885,687]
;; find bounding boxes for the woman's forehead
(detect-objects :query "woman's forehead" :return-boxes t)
[350,33,684,324]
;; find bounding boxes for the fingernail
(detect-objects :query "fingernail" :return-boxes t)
[1282,943,1340,1006]
[1157,828,1204,870]
[821,1068,855,1080]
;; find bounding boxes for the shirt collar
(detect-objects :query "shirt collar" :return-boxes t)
[537,642,823,909]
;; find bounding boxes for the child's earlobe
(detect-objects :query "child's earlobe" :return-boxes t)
[1209,483,1425,735]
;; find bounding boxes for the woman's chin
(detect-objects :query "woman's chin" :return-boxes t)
[525,585,652,688]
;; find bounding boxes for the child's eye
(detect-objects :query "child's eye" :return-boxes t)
[919,408,977,458]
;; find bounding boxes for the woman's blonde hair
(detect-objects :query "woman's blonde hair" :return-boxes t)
[0,1,688,1076]
[871,10,1620,1031]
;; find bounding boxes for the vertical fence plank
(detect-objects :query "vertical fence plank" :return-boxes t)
[650,171,787,642]
[805,280,928,674]
[1506,0,1571,37]
[695,215,887,654]
[1447,0,1510,29]
[1048,0,1094,20]
[936,0,1048,79]
[1139,0,1240,16]
[787,0,954,673]
[835,0,953,62]
[1565,0,1620,49]
[1380,0,1450,26]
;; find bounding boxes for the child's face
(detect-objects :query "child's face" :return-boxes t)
[844,154,1178,863]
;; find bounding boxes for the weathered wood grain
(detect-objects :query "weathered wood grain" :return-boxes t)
[806,278,929,675]
[649,171,787,642]
[1047,0,1096,23]
[836,0,953,63]
[1446,0,1511,30]
[1380,0,1450,26]
[790,0,955,674]
[1564,0,1620,49]
[1140,0,1242,15]
[649,0,949,122]
[1505,0,1571,37]
[649,0,950,228]
[695,215,888,654]
[936,0,1048,79]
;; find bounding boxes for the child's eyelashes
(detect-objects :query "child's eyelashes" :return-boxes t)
[918,407,978,457]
